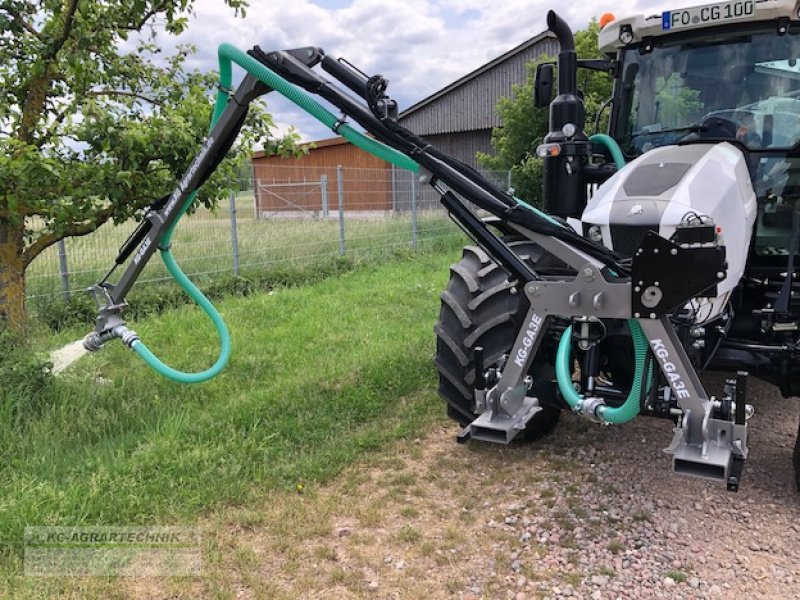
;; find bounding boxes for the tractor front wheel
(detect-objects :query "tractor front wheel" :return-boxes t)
[434,240,564,440]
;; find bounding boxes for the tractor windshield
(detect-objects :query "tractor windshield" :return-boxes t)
[614,27,800,157]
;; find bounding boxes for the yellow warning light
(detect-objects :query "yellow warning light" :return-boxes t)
[599,13,615,29]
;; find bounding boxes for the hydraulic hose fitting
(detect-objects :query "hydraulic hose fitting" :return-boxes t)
[83,325,140,351]
[576,396,609,424]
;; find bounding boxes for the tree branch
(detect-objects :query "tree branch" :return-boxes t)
[86,89,162,105]
[16,0,80,145]
[126,1,168,31]
[46,0,79,61]
[1,6,42,39]
[22,204,117,267]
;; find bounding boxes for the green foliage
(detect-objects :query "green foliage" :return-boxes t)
[479,20,613,204]
[0,1,300,323]
[0,326,52,405]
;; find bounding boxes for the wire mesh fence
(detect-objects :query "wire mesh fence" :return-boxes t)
[25,165,513,303]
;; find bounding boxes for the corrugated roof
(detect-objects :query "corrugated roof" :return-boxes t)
[251,136,348,160]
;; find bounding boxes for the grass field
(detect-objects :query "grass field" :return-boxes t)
[1,247,463,597]
[25,191,453,301]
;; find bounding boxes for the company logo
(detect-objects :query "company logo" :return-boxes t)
[650,339,690,400]
[513,313,544,368]
[627,204,643,217]
[133,237,152,265]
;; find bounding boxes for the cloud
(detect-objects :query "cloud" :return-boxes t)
[169,0,708,142]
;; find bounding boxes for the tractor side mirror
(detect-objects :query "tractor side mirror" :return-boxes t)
[534,63,555,107]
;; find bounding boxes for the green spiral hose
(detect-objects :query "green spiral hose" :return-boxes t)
[555,321,648,424]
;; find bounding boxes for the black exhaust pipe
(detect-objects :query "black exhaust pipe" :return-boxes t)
[542,11,589,218]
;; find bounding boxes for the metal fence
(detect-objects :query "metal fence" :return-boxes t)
[25,165,513,303]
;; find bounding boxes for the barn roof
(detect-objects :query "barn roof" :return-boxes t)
[251,136,348,160]
[398,31,558,135]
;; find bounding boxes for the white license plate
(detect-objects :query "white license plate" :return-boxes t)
[662,0,755,31]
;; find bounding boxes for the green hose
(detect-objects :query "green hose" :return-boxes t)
[129,68,234,382]
[589,133,626,169]
[131,43,427,382]
[555,320,648,424]
[549,134,653,424]
[217,44,419,173]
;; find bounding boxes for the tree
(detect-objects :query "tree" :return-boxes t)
[0,0,297,330]
[479,20,613,203]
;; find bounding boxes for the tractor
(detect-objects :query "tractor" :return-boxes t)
[435,0,800,491]
[85,0,800,491]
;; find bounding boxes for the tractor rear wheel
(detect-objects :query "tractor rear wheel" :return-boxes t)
[434,240,565,440]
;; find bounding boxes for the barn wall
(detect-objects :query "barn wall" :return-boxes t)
[252,140,393,213]
[399,36,558,135]
[421,130,495,169]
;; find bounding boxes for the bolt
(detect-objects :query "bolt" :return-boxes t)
[650,313,657,319]
[582,267,595,281]
[671,248,678,255]
[419,175,429,184]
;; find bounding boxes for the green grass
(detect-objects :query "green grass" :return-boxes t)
[25,190,452,300]
[0,248,461,595]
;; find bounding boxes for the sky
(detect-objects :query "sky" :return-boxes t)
[170,0,705,143]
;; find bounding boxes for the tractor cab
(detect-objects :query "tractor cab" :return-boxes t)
[599,1,800,260]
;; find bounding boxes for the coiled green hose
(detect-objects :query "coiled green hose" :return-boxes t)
[550,135,651,424]
[555,321,648,424]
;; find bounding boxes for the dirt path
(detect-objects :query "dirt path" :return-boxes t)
[143,374,800,599]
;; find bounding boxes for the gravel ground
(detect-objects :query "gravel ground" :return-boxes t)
[206,373,800,600]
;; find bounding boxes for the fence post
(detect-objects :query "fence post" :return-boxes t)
[229,191,240,276]
[411,173,418,249]
[390,165,397,213]
[320,174,329,220]
[336,165,346,255]
[57,238,71,302]
[254,178,260,220]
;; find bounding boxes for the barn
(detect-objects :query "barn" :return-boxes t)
[251,137,394,218]
[397,30,558,168]
[250,30,558,216]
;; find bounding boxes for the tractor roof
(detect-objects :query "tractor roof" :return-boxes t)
[598,0,800,54]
